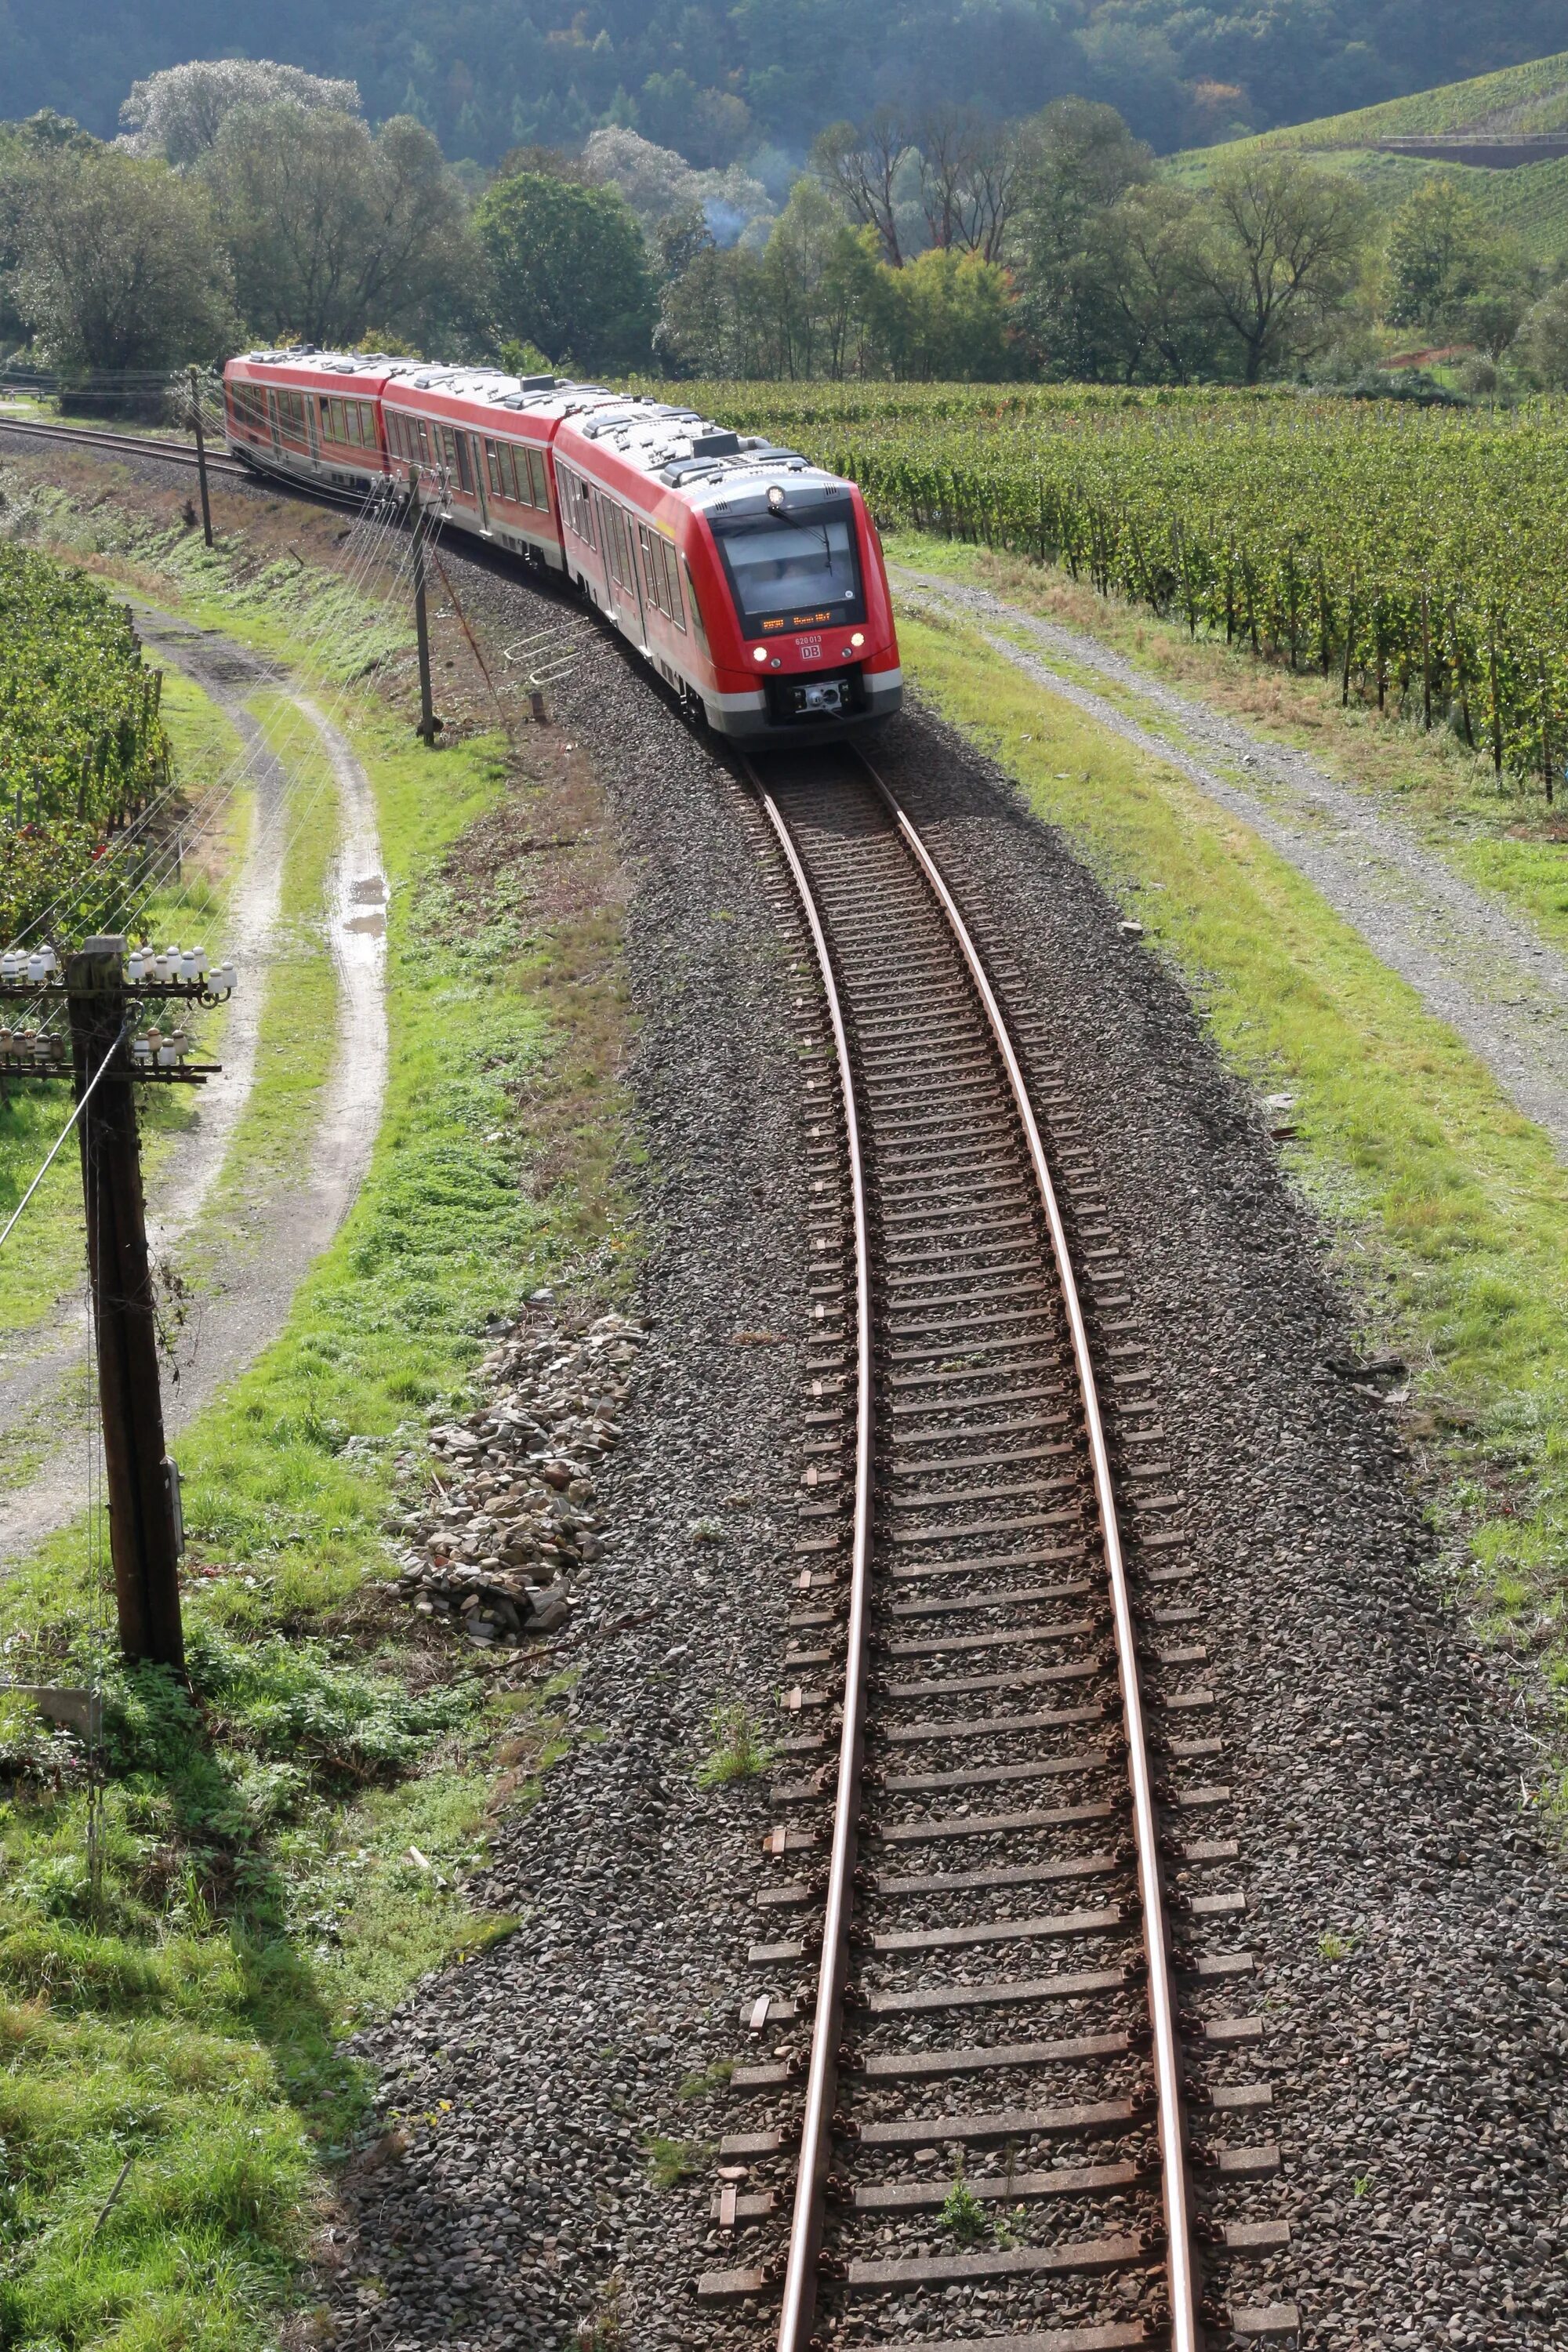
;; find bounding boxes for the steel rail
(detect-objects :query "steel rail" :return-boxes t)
[748,742,1200,2352]
[0,416,378,515]
[852,746,1200,2352]
[746,760,876,2352]
[0,416,252,479]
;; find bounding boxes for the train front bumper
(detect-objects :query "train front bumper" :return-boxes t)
[707,666,903,740]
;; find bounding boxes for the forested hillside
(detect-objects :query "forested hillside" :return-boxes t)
[5,0,1568,165]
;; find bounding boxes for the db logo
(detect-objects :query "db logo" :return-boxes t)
[798,637,823,661]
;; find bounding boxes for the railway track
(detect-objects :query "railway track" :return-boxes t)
[0,414,375,512]
[0,414,251,479]
[699,746,1298,2352]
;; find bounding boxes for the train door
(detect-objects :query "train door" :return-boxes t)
[264,390,282,456]
[462,433,492,535]
[594,492,648,651]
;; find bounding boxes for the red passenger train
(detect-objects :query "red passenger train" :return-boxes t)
[222,348,902,740]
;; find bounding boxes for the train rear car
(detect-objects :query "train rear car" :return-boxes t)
[223,350,407,493]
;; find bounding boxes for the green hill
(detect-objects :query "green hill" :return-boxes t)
[1171,53,1568,263]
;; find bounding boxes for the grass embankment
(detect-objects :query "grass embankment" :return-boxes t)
[0,517,630,2350]
[899,599,1568,1765]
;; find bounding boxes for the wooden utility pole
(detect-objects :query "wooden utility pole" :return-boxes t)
[411,494,441,746]
[2,936,231,1668]
[67,940,184,1669]
[188,367,213,550]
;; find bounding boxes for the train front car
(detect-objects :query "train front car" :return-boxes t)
[554,401,902,739]
[222,350,406,493]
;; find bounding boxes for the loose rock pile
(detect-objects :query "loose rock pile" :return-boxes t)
[390,1308,645,1646]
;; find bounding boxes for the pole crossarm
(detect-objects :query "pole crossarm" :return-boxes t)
[0,1020,127,1253]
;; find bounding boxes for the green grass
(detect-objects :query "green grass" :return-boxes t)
[0,535,629,2350]
[694,1700,771,1788]
[175,690,341,1272]
[900,602,1568,1761]
[644,2136,709,2190]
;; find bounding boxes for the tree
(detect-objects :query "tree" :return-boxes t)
[11,143,235,383]
[757,180,879,379]
[1384,176,1531,349]
[474,172,655,371]
[1512,279,1568,389]
[118,60,361,168]
[201,103,475,349]
[1092,182,1220,383]
[912,105,1032,263]
[811,111,911,267]
[579,126,773,251]
[870,245,1014,379]
[1011,99,1154,379]
[657,243,771,376]
[1189,152,1368,383]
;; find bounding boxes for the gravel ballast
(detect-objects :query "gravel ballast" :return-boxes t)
[21,454,1553,2352]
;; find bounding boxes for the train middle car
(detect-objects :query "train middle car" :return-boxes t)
[222,350,902,741]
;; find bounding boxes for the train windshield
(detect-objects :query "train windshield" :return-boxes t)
[713,510,866,640]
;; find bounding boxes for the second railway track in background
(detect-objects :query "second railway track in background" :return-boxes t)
[699,746,1299,2352]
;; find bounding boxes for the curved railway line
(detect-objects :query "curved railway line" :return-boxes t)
[0,415,1308,2343]
[699,747,1298,2352]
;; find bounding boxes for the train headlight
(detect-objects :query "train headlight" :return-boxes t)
[753,646,768,662]
[851,631,865,648]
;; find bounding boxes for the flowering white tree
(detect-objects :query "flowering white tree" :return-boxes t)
[580,127,774,250]
[118,60,361,169]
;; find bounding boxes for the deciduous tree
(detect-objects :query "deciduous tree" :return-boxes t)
[12,141,235,379]
[201,103,474,349]
[1188,151,1368,383]
[474,171,655,370]
[118,60,361,167]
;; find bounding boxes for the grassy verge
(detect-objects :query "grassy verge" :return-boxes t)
[900,601,1568,1766]
[884,528,1568,960]
[0,544,631,2350]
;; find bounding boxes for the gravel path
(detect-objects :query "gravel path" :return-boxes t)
[0,615,388,1562]
[891,565,1568,1162]
[321,560,1567,2352]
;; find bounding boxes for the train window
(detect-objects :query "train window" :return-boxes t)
[610,505,638,593]
[561,469,594,549]
[454,433,475,495]
[528,448,550,510]
[499,444,525,505]
[484,438,503,498]
[681,555,708,653]
[711,510,865,640]
[389,412,409,458]
[276,389,307,442]
[230,382,268,433]
[637,524,662,614]
[662,538,686,632]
